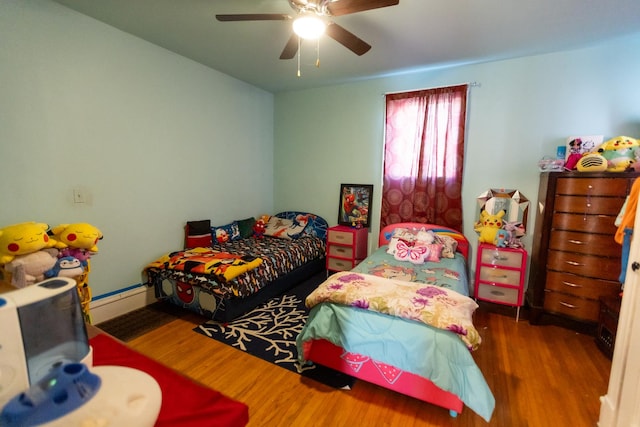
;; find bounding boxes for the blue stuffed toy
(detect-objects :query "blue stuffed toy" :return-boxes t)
[44,256,84,279]
[494,229,510,247]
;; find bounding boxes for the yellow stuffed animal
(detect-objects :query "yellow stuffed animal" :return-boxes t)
[0,222,57,264]
[597,136,640,172]
[475,210,506,244]
[51,223,103,252]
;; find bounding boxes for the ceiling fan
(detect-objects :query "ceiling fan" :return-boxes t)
[216,0,400,60]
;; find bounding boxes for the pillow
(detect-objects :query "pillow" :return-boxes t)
[211,221,240,244]
[236,217,256,239]
[386,227,435,255]
[263,217,306,239]
[393,241,442,264]
[185,220,212,248]
[434,234,458,259]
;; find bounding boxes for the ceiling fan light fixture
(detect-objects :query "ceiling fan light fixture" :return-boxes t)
[292,14,326,39]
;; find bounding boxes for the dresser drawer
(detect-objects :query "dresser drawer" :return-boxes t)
[556,178,630,197]
[478,266,522,286]
[479,248,523,268]
[328,245,354,258]
[545,271,621,300]
[549,231,621,257]
[547,250,620,281]
[476,283,520,305]
[327,229,354,245]
[553,195,626,216]
[543,290,600,322]
[327,257,356,272]
[551,213,618,234]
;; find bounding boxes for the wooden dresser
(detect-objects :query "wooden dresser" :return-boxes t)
[528,171,638,328]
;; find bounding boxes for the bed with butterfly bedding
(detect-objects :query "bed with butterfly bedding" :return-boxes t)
[144,212,327,323]
[296,223,495,421]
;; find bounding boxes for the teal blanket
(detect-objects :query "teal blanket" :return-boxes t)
[297,304,495,421]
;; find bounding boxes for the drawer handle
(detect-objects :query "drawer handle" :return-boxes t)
[565,260,584,266]
[490,290,506,296]
[489,274,508,279]
[492,255,508,261]
[335,235,345,240]
[336,248,346,253]
[567,239,584,245]
[559,301,578,309]
[561,281,583,288]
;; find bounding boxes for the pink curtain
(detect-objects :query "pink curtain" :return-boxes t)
[381,84,468,231]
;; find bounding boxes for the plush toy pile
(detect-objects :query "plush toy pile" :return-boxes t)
[0,222,103,321]
[474,211,524,248]
[562,135,640,172]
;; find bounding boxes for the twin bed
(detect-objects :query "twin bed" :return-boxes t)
[297,223,494,421]
[145,217,493,421]
[144,211,328,322]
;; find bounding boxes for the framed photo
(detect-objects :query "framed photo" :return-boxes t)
[338,184,373,228]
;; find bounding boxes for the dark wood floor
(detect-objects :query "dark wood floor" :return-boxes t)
[126,304,611,427]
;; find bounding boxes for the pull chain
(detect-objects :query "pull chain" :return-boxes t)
[297,37,301,77]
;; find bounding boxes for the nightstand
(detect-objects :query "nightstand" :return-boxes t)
[474,243,527,321]
[326,225,368,274]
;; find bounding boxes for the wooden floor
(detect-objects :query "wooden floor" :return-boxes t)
[127,305,611,427]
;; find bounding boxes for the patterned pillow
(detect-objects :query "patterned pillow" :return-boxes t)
[263,217,306,239]
[387,227,436,255]
[434,234,458,259]
[211,221,241,244]
[393,242,442,264]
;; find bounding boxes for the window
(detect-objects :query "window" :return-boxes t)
[381,84,468,231]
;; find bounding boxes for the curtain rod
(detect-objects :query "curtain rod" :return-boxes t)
[384,81,481,96]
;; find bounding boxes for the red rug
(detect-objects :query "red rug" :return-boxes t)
[90,333,249,427]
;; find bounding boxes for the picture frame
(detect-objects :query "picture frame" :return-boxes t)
[476,188,529,234]
[338,184,373,228]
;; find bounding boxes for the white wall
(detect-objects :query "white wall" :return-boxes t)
[273,33,640,267]
[0,0,275,297]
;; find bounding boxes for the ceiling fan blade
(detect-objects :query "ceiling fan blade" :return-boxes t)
[215,14,291,22]
[326,0,399,16]
[325,22,371,56]
[280,33,300,59]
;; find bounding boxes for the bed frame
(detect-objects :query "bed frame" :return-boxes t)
[304,223,470,417]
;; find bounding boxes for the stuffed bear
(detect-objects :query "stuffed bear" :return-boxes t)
[0,222,57,264]
[475,210,506,244]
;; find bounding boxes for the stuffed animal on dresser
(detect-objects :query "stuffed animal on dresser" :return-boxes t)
[475,210,506,244]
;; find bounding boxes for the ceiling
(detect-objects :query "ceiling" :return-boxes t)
[53,0,640,93]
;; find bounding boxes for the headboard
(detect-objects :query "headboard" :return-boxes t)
[274,211,329,241]
[379,223,470,260]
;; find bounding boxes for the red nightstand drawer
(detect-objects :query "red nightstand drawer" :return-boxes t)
[326,225,368,274]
